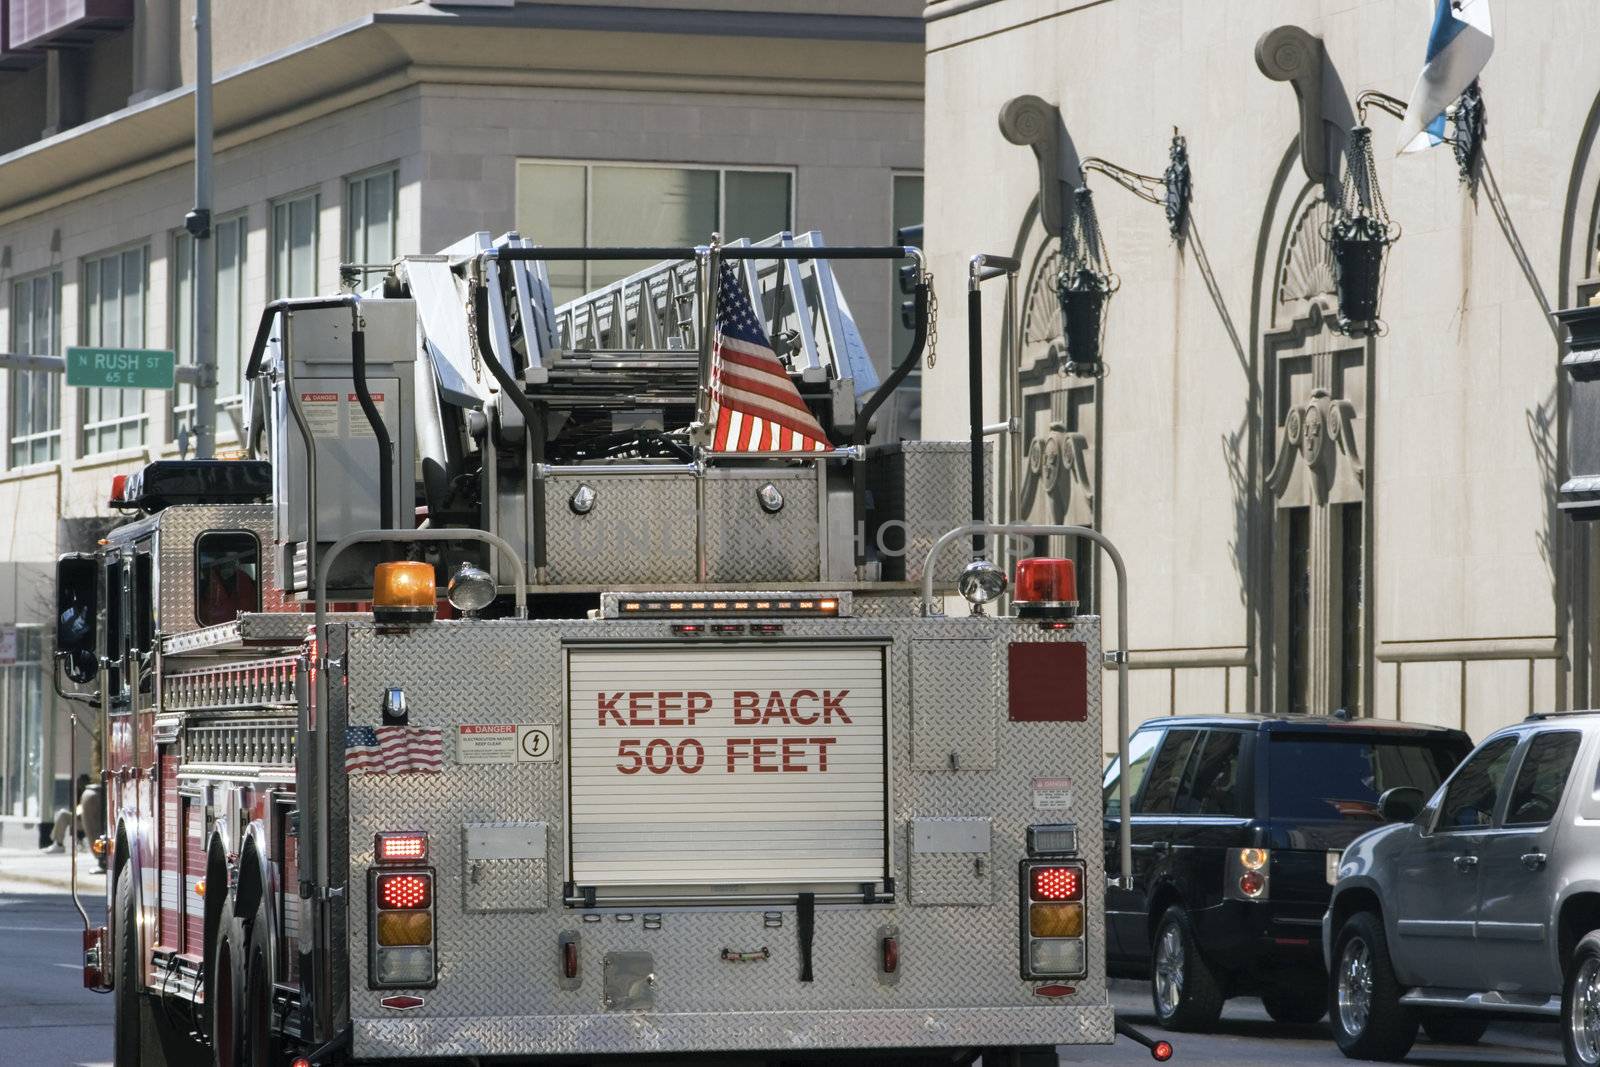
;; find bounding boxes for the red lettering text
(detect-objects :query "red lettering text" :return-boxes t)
[823,690,852,724]
[790,689,820,725]
[628,691,653,726]
[677,738,705,774]
[733,691,760,725]
[658,691,683,727]
[645,738,675,774]
[598,692,624,726]
[616,739,643,774]
[687,691,711,725]
[752,738,780,772]
[726,737,749,772]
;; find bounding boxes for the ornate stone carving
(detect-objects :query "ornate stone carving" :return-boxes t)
[1016,239,1095,527]
[1266,387,1363,504]
[1255,25,1328,181]
[1278,194,1336,310]
[1000,95,1068,234]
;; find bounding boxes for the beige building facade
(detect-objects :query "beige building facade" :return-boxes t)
[921,0,1598,755]
[0,0,924,843]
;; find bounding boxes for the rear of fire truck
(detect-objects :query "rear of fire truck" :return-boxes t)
[58,230,1142,1066]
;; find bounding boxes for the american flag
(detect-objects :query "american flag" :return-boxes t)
[708,261,831,452]
[344,725,445,775]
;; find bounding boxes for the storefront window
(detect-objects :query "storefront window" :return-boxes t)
[1,628,46,819]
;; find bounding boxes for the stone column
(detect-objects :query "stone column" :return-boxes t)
[128,0,179,106]
[41,49,85,137]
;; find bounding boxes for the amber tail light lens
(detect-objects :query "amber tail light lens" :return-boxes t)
[1029,902,1085,938]
[377,911,434,947]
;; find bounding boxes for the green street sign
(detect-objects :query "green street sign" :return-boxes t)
[66,347,176,390]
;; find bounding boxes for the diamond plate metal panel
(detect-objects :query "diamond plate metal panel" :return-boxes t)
[152,504,279,635]
[703,470,819,583]
[866,441,992,583]
[462,822,548,913]
[338,615,1111,1058]
[542,474,697,584]
[910,851,993,907]
[910,638,998,770]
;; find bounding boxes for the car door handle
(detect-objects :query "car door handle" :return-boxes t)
[1521,852,1549,870]
[1150,840,1170,855]
[1453,854,1479,872]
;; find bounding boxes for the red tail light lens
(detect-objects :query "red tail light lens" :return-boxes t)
[1013,558,1078,609]
[376,873,432,911]
[881,935,899,975]
[563,940,579,979]
[375,831,429,864]
[1030,865,1082,902]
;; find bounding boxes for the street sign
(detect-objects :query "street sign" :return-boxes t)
[66,347,176,390]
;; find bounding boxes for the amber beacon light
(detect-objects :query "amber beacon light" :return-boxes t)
[1013,558,1078,619]
[373,561,438,624]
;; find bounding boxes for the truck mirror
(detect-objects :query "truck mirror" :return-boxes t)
[55,555,99,685]
[1377,786,1424,824]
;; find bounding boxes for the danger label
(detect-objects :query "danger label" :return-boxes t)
[300,392,339,436]
[457,723,517,764]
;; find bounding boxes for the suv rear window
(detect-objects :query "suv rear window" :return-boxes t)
[1267,734,1464,823]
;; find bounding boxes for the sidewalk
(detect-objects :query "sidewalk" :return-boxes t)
[0,844,108,895]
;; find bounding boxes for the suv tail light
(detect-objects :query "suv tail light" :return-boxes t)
[1021,861,1088,979]
[1226,848,1271,902]
[369,867,437,989]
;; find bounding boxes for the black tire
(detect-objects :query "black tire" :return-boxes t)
[1562,930,1600,1066]
[242,897,281,1067]
[1263,977,1328,1025]
[1149,906,1225,1031]
[1421,1013,1489,1045]
[1329,911,1417,1061]
[112,865,144,1067]
[209,898,247,1067]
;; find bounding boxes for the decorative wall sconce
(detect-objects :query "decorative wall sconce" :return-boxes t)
[1325,124,1399,337]
[1057,187,1118,379]
[1061,133,1194,377]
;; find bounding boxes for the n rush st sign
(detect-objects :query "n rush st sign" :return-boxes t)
[567,644,886,891]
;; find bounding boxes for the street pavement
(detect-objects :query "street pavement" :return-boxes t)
[0,845,110,1067]
[0,847,1569,1067]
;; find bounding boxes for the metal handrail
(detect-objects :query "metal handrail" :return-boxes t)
[919,521,1134,891]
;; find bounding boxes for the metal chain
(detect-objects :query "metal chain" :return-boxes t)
[464,287,483,380]
[924,272,938,367]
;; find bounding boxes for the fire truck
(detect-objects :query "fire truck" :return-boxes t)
[53,230,1157,1066]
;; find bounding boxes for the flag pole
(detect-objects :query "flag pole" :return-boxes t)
[187,0,217,459]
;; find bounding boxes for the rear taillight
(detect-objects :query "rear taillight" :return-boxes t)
[369,867,436,989]
[1226,847,1271,902]
[1021,861,1088,979]
[375,831,428,864]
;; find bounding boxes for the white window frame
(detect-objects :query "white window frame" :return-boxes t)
[7,270,63,468]
[272,188,321,300]
[514,159,797,296]
[80,244,151,456]
[344,164,400,284]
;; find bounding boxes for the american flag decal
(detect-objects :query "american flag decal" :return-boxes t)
[708,261,831,453]
[344,725,445,775]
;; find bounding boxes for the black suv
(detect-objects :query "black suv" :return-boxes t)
[1102,715,1472,1032]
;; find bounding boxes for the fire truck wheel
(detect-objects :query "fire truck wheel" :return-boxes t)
[242,899,281,1067]
[208,899,248,1067]
[1150,906,1224,1032]
[112,865,145,1066]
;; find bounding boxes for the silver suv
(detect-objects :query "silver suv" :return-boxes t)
[1324,712,1600,1065]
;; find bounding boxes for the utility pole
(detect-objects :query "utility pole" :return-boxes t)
[185,0,217,459]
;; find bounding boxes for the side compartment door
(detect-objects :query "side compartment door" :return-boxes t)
[1473,729,1582,996]
[1391,734,1519,988]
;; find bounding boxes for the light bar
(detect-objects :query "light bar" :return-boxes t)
[599,591,851,619]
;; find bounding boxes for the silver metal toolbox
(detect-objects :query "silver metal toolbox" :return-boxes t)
[541,469,698,585]
[867,440,991,582]
[702,467,820,583]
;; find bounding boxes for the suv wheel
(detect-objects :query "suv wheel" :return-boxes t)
[1263,976,1327,1025]
[1150,906,1224,1031]
[1330,911,1417,1061]
[1563,930,1600,1066]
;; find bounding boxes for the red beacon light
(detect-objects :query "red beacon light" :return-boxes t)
[108,474,131,508]
[1013,558,1078,620]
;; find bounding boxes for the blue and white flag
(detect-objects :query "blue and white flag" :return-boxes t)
[1398,0,1493,154]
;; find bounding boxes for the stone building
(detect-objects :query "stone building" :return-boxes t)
[921,0,1594,754]
[0,0,924,845]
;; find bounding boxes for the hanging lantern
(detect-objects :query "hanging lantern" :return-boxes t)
[1325,125,1399,337]
[1057,186,1119,377]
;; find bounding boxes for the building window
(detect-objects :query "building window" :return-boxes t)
[514,161,793,304]
[172,214,249,443]
[346,166,399,283]
[8,271,62,467]
[890,173,924,439]
[1,626,46,819]
[81,246,149,454]
[273,192,320,299]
